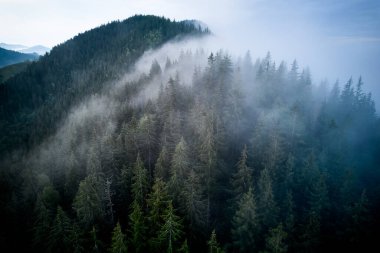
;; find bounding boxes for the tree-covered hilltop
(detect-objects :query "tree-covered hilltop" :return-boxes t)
[0,15,207,156]
[1,16,380,253]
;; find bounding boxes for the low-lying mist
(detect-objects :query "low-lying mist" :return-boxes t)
[27,36,211,174]
[26,33,376,181]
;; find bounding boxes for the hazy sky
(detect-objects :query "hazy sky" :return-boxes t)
[1,0,380,105]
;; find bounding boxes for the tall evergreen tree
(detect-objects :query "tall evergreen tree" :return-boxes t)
[109,222,128,253]
[155,146,170,181]
[170,137,191,204]
[231,187,258,252]
[147,177,169,251]
[33,196,52,250]
[48,206,72,253]
[137,114,158,176]
[179,239,190,253]
[73,174,105,226]
[258,167,278,230]
[156,201,183,253]
[183,169,206,233]
[346,190,371,246]
[208,229,223,253]
[129,201,146,253]
[265,224,288,253]
[131,154,148,207]
[91,226,102,253]
[231,145,253,200]
[104,176,114,224]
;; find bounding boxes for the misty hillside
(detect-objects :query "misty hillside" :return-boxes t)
[0,47,38,68]
[0,15,206,156]
[1,15,380,253]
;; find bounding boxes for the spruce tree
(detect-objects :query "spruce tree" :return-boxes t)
[258,167,278,230]
[169,137,191,204]
[156,201,183,253]
[73,174,105,226]
[265,224,287,253]
[179,239,190,253]
[183,169,206,232]
[48,206,72,253]
[109,222,128,253]
[147,178,169,251]
[232,187,258,252]
[131,154,148,207]
[155,146,170,181]
[208,229,223,253]
[129,201,146,253]
[33,196,52,250]
[231,145,253,200]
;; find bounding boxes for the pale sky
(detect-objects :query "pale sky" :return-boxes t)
[1,0,380,106]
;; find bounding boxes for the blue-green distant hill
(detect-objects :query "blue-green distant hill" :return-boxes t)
[0,47,38,68]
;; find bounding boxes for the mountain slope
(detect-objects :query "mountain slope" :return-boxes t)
[0,61,31,82]
[0,15,207,156]
[0,47,38,67]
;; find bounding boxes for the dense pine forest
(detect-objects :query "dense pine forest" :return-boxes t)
[0,15,379,253]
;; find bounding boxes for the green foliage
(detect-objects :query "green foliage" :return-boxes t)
[48,206,73,253]
[70,222,85,253]
[156,201,183,253]
[232,187,258,252]
[109,222,128,253]
[0,61,31,82]
[258,167,278,230]
[179,239,190,253]
[231,145,252,200]
[131,154,149,207]
[41,185,60,214]
[0,18,379,252]
[170,137,191,203]
[183,169,206,232]
[129,201,146,253]
[33,196,52,249]
[0,15,205,156]
[147,177,169,250]
[265,224,287,253]
[91,226,102,253]
[346,190,371,245]
[155,146,170,180]
[208,230,223,253]
[73,174,105,226]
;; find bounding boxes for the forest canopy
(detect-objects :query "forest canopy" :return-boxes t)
[0,15,379,253]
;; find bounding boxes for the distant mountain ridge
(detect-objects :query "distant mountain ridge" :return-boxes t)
[0,42,27,51]
[0,42,50,55]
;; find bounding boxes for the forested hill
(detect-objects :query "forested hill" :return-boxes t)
[0,15,207,156]
[1,14,380,253]
[0,47,38,68]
